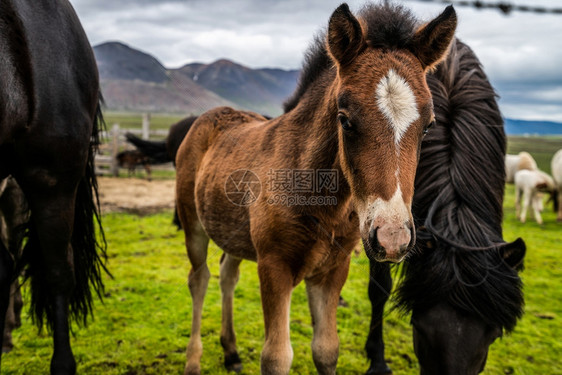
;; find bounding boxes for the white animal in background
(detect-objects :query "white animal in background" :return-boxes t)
[505,151,538,183]
[514,169,556,224]
[551,149,562,221]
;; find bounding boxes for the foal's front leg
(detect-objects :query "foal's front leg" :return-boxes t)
[258,259,294,375]
[305,256,351,375]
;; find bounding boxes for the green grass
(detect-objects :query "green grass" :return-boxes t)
[104,112,185,132]
[2,184,561,374]
[4,134,562,373]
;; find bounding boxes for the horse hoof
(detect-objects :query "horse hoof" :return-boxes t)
[184,364,201,375]
[366,364,392,375]
[226,362,243,373]
[225,352,243,373]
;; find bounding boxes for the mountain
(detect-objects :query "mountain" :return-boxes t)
[93,42,299,116]
[94,42,235,113]
[504,118,562,135]
[94,41,168,83]
[174,59,300,115]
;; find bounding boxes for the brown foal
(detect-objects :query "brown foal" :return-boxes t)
[176,3,456,374]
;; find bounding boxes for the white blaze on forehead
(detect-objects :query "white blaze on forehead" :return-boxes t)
[358,185,411,233]
[376,69,420,144]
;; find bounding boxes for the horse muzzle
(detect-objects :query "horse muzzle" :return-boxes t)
[364,221,414,262]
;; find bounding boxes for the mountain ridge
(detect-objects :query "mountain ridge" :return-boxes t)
[93,41,562,132]
[93,41,298,116]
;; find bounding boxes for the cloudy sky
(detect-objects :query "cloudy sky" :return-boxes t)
[69,0,562,122]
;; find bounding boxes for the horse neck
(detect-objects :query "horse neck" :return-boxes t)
[283,70,341,172]
[278,72,353,213]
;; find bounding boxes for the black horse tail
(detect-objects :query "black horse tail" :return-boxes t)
[125,133,170,164]
[67,101,109,325]
[25,100,109,329]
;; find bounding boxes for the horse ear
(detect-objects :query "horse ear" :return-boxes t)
[499,238,526,271]
[327,3,365,67]
[411,5,457,70]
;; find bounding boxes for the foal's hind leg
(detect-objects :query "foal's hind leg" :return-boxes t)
[365,261,392,375]
[182,221,210,375]
[219,253,243,372]
[305,256,351,375]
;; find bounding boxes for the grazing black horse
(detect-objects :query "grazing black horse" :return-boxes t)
[365,40,526,375]
[0,1,106,373]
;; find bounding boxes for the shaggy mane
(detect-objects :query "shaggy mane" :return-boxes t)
[394,39,524,333]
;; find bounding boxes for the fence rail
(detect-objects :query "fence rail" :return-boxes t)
[95,113,174,177]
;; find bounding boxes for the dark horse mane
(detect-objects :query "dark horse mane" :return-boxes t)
[395,39,524,333]
[284,3,418,112]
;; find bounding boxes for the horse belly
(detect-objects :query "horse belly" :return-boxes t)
[194,161,257,261]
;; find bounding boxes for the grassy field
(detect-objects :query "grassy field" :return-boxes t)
[104,112,185,133]
[3,190,562,374]
[2,136,562,374]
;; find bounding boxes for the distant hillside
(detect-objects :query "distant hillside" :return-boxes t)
[504,118,562,135]
[175,59,299,115]
[93,42,298,116]
[94,41,168,83]
[94,42,235,113]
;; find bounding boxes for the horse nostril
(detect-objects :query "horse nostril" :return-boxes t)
[369,227,379,249]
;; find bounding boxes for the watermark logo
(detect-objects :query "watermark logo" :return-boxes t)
[224,169,339,207]
[224,169,262,206]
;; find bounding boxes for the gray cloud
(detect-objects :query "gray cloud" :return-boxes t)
[70,0,562,121]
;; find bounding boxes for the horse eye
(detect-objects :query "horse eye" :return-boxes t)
[338,113,352,131]
[423,120,436,136]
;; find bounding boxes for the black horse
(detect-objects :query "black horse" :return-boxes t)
[0,1,106,373]
[365,40,526,375]
[125,116,198,166]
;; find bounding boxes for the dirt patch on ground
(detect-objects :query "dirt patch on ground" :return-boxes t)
[98,177,175,215]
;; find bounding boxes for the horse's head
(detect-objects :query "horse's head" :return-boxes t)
[327,4,456,262]
[411,239,526,375]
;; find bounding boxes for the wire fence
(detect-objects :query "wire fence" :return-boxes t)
[409,0,562,15]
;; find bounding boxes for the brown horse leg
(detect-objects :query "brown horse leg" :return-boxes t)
[258,259,294,374]
[305,257,351,375]
[183,222,210,375]
[219,254,243,372]
[144,164,152,182]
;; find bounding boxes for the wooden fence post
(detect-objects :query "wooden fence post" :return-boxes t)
[142,113,150,140]
[111,123,120,177]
